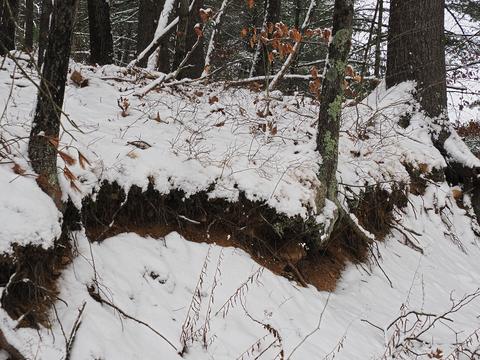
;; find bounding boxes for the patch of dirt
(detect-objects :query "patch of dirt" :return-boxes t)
[0,200,80,328]
[349,184,408,240]
[82,181,378,292]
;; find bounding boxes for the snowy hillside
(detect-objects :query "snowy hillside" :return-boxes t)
[1,58,480,359]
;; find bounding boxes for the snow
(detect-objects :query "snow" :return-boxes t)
[1,59,323,221]
[0,165,61,254]
[3,206,479,359]
[1,56,480,359]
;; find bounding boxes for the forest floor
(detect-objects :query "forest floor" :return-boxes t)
[0,57,480,359]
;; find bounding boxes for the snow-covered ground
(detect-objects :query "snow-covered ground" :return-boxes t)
[1,57,480,359]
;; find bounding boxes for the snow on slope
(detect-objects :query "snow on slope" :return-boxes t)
[2,200,479,360]
[1,57,480,359]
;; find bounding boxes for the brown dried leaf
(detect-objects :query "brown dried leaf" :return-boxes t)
[59,150,76,166]
[240,27,249,38]
[63,166,77,181]
[209,95,219,104]
[78,151,91,169]
[49,137,60,149]
[194,24,203,38]
[70,70,88,87]
[12,163,26,175]
[345,65,355,77]
[267,51,274,64]
[70,180,81,192]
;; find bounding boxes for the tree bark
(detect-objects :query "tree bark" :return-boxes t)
[24,0,33,51]
[87,0,114,65]
[28,0,79,207]
[373,0,383,78]
[38,0,52,68]
[181,0,204,78]
[386,0,480,219]
[252,0,281,77]
[386,0,447,120]
[137,0,164,67]
[316,0,354,204]
[0,0,19,55]
[172,0,189,71]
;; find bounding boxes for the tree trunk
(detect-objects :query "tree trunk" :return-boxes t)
[180,0,204,78]
[373,0,383,78]
[137,0,163,67]
[386,0,447,120]
[386,0,480,219]
[87,0,114,65]
[252,0,281,77]
[316,0,354,205]
[24,0,33,51]
[0,0,19,55]
[172,0,189,71]
[38,0,52,68]
[28,0,79,207]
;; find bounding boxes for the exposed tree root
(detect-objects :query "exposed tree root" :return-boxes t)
[0,328,26,360]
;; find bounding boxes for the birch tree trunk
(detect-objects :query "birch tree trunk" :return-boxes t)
[28,0,79,207]
[316,0,354,205]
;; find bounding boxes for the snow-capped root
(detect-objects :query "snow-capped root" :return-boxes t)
[0,201,80,328]
[81,181,326,286]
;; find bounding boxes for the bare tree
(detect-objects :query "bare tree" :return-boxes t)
[24,0,33,51]
[251,0,281,77]
[38,0,52,67]
[0,0,19,55]
[316,0,354,206]
[28,0,79,206]
[173,0,204,78]
[87,0,114,65]
[137,0,164,68]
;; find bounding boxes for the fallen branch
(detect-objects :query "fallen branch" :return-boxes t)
[135,36,203,97]
[0,328,26,360]
[128,0,196,68]
[87,286,177,352]
[65,302,86,360]
[201,0,231,78]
